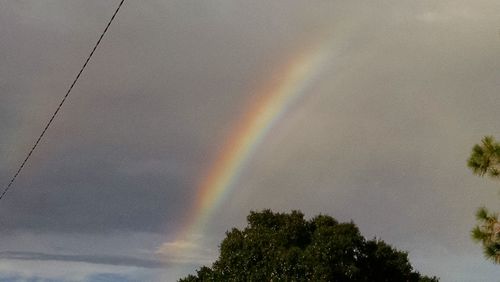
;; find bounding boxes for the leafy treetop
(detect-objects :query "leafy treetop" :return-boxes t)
[179,209,438,282]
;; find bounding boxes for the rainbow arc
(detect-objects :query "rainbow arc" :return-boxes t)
[158,40,333,259]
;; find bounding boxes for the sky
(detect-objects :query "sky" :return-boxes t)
[1,0,500,281]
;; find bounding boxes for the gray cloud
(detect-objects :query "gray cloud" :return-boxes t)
[1,1,500,281]
[0,0,349,234]
[0,251,165,269]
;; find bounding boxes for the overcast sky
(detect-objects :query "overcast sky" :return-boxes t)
[1,1,500,281]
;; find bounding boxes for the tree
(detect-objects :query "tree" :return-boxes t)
[179,210,438,282]
[471,207,500,263]
[467,136,500,178]
[468,136,500,263]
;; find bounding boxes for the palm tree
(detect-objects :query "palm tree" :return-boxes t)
[471,207,500,263]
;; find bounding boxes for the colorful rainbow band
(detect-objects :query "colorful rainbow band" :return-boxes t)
[160,40,333,259]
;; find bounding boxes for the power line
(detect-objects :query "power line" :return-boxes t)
[0,0,125,201]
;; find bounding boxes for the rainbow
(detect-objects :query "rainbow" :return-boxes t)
[159,40,333,260]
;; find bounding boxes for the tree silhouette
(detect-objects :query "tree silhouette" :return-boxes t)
[179,210,438,282]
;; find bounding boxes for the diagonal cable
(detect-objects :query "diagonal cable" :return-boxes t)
[0,0,125,201]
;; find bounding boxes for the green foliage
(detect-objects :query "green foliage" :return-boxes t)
[467,136,500,178]
[179,210,438,282]
[471,207,500,263]
[467,136,500,264]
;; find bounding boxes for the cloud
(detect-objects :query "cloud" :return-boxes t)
[0,258,158,282]
[156,239,216,265]
[0,251,165,269]
[416,1,499,23]
[2,0,500,280]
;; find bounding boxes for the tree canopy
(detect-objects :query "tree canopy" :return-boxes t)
[179,210,438,282]
[468,136,500,263]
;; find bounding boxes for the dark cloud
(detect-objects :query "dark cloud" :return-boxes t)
[1,0,500,281]
[0,251,165,269]
[0,0,343,234]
